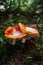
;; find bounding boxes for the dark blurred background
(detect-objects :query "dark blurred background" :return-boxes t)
[0,0,43,65]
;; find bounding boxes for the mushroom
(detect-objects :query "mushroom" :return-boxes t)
[5,23,39,45]
[5,26,27,45]
[19,23,39,36]
[19,23,40,44]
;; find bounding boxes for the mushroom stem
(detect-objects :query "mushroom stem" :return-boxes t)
[12,39,16,45]
[21,38,26,44]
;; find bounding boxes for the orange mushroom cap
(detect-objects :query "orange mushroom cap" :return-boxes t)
[5,26,27,39]
[19,23,39,35]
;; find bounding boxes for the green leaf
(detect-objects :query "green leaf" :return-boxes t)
[0,37,3,43]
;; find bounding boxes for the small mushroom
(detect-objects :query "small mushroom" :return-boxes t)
[5,26,27,45]
[19,23,40,44]
[19,23,39,36]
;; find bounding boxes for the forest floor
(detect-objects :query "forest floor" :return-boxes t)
[0,17,43,65]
